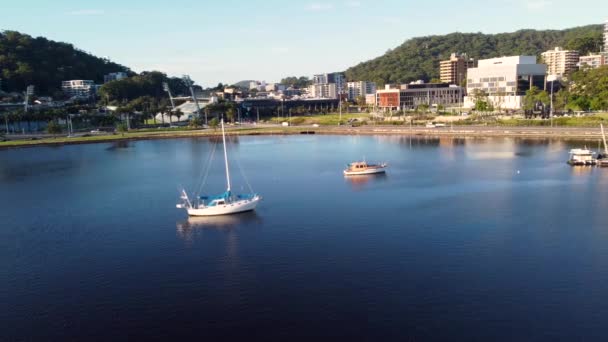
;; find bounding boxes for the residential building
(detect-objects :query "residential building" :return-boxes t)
[439,53,476,85]
[309,83,337,99]
[365,94,376,105]
[579,53,608,69]
[312,72,345,97]
[62,80,98,97]
[605,20,608,51]
[376,83,464,110]
[464,56,547,110]
[103,72,128,83]
[347,81,377,101]
[541,47,579,77]
[264,83,287,92]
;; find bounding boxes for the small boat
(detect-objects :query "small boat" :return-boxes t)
[177,119,261,216]
[343,161,387,176]
[567,148,596,166]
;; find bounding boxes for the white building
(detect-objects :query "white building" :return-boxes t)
[62,80,98,97]
[103,72,128,83]
[579,53,608,69]
[309,83,337,99]
[347,81,377,101]
[264,83,287,92]
[541,47,579,77]
[464,56,547,110]
[605,20,608,51]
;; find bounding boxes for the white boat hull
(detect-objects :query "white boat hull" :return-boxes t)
[186,196,261,216]
[344,168,386,176]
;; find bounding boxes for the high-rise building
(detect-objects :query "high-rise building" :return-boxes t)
[541,47,579,77]
[347,81,377,101]
[312,73,345,98]
[604,20,608,51]
[309,83,337,99]
[103,72,128,83]
[464,56,547,110]
[439,53,476,85]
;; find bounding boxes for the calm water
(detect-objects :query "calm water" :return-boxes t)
[1,135,608,341]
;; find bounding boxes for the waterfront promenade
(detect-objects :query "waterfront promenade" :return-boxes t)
[2,124,607,149]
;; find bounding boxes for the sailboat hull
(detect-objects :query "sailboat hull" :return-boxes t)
[187,196,261,216]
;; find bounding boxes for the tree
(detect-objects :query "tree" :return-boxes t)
[116,122,128,133]
[209,117,219,130]
[226,106,235,123]
[523,86,541,112]
[46,120,62,134]
[174,108,184,123]
[355,95,367,107]
[190,116,203,128]
[471,89,491,112]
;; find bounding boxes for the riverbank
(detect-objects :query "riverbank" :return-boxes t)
[2,124,608,149]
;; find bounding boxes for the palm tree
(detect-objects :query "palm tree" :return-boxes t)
[174,108,184,123]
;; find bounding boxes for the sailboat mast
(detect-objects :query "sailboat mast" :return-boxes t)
[601,124,608,155]
[221,119,232,192]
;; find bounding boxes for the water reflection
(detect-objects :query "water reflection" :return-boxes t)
[176,211,262,241]
[105,141,131,150]
[570,165,596,177]
[344,173,388,191]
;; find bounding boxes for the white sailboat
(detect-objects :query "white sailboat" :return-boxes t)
[177,119,261,216]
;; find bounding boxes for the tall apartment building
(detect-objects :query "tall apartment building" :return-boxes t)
[312,73,345,98]
[464,56,547,110]
[541,47,579,77]
[347,81,377,101]
[103,72,128,83]
[309,83,337,99]
[439,53,476,85]
[579,52,608,69]
[62,80,98,97]
[604,20,608,51]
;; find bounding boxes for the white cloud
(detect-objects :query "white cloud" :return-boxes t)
[67,9,105,16]
[307,3,334,11]
[525,0,551,10]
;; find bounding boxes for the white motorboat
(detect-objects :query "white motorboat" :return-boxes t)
[343,161,388,176]
[177,119,261,216]
[567,148,596,165]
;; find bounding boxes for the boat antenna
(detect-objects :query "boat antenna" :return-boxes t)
[221,118,231,192]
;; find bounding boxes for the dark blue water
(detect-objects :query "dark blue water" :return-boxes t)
[1,136,608,341]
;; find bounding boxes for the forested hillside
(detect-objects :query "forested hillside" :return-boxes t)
[345,25,604,85]
[0,31,131,94]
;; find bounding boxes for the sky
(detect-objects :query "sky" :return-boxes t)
[1,0,606,87]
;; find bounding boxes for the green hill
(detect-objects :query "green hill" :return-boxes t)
[345,25,604,86]
[0,30,132,95]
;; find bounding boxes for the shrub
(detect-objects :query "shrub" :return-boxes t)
[47,121,62,134]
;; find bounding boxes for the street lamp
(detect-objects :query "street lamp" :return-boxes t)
[547,75,558,127]
[162,82,176,110]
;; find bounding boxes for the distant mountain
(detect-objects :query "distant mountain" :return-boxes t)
[0,30,132,95]
[345,25,604,86]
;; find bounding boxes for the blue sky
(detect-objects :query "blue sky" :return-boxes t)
[1,0,605,87]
